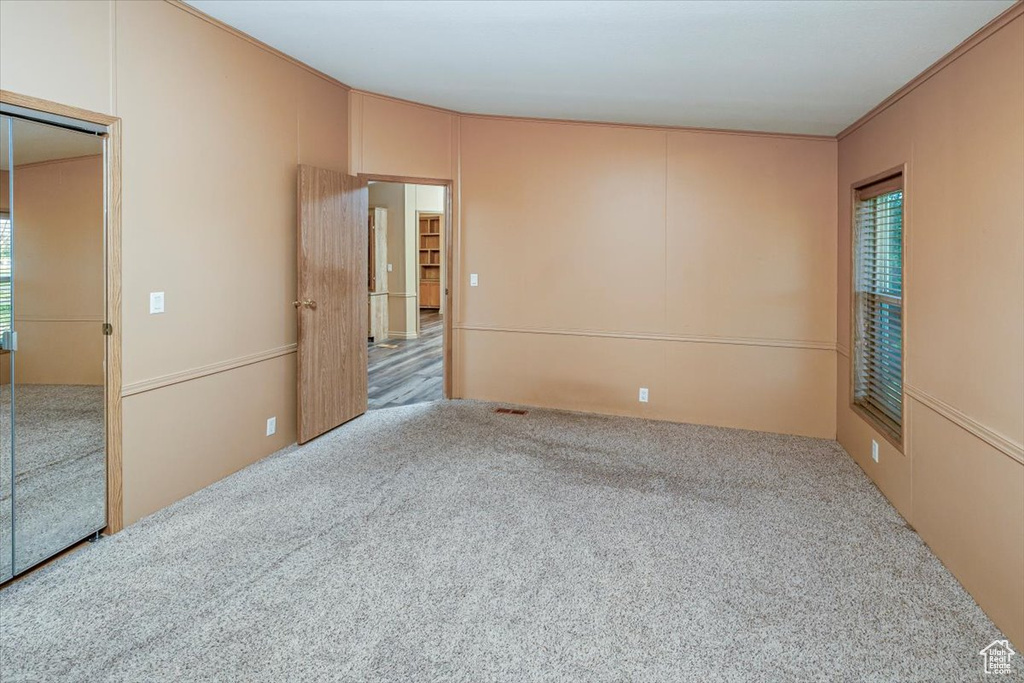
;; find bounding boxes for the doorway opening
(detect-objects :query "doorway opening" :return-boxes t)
[366,181,448,411]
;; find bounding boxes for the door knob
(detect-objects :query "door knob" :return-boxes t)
[293,299,317,309]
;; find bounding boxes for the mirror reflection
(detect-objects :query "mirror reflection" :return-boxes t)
[0,114,106,578]
[0,115,11,581]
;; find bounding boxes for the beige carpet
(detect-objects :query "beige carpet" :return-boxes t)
[0,384,106,579]
[0,400,1016,681]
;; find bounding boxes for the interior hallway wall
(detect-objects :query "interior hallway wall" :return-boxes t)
[835,12,1024,647]
[407,184,445,317]
[6,156,105,385]
[369,181,416,338]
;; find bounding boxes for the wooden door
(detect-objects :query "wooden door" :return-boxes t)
[296,165,368,444]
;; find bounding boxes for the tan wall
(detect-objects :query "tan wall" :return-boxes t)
[1,0,349,523]
[836,15,1024,646]
[0,0,113,116]
[349,91,455,181]
[9,156,105,385]
[115,1,347,523]
[457,116,838,437]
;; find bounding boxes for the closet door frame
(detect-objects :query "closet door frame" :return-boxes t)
[0,90,123,535]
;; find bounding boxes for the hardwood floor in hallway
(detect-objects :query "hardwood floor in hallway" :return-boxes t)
[367,310,443,410]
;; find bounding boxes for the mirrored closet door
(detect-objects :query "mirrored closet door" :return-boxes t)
[0,113,107,581]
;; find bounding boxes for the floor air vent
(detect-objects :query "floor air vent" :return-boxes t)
[494,408,528,415]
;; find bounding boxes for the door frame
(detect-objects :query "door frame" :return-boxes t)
[360,174,453,399]
[0,90,124,534]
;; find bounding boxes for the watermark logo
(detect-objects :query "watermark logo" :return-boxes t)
[979,640,1016,675]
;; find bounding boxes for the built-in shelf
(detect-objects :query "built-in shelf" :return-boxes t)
[418,214,443,309]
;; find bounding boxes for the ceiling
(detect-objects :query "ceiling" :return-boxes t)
[187,0,1014,136]
[0,116,103,170]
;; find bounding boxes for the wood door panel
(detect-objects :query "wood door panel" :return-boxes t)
[297,165,368,444]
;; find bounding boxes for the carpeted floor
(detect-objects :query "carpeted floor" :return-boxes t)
[0,384,106,579]
[0,401,1016,681]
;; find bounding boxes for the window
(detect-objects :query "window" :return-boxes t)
[0,212,9,333]
[853,175,903,442]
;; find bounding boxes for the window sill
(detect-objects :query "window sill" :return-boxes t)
[850,401,904,455]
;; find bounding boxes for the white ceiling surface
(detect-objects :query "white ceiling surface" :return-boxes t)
[188,0,1014,136]
[0,117,103,170]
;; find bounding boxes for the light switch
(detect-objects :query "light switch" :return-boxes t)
[149,291,165,314]
[387,263,393,272]
[470,274,479,287]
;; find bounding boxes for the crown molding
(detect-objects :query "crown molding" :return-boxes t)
[838,1,1023,140]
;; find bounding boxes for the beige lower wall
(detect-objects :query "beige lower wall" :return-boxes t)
[461,329,835,438]
[838,354,1024,646]
[122,352,296,523]
[661,341,836,438]
[910,402,1024,646]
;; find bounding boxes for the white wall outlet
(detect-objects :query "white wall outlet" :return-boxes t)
[871,439,879,463]
[638,387,649,403]
[387,263,393,272]
[470,273,479,287]
[149,291,165,314]
[266,416,277,437]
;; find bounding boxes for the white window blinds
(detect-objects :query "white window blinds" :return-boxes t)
[853,177,903,439]
[0,213,10,333]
